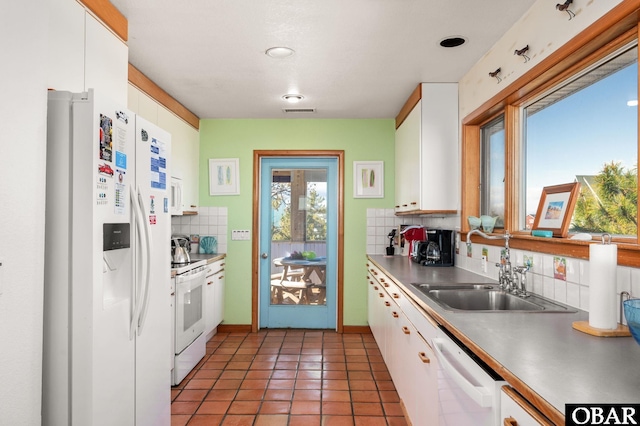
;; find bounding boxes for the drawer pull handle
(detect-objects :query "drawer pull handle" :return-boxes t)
[410,202,417,205]
[383,283,390,288]
[380,278,385,282]
[220,263,225,267]
[392,312,399,318]
[385,301,391,307]
[373,271,378,275]
[418,352,430,364]
[378,293,384,298]
[402,326,410,335]
[207,281,213,285]
[503,417,518,426]
[392,293,399,299]
[218,276,224,280]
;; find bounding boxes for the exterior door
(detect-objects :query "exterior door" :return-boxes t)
[259,157,337,329]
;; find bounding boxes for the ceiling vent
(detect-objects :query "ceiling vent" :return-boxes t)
[282,108,317,114]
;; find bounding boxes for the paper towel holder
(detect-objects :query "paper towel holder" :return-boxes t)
[573,285,632,338]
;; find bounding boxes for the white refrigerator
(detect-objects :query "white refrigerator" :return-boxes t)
[43,90,172,426]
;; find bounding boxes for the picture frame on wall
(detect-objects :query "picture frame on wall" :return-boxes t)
[353,161,384,198]
[209,158,240,195]
[532,182,581,237]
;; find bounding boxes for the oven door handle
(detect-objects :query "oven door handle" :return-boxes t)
[431,337,493,407]
[136,186,152,335]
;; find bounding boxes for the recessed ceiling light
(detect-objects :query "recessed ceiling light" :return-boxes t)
[439,36,466,48]
[266,47,295,58]
[283,94,304,103]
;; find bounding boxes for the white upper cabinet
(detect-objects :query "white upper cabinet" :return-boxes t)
[394,83,459,215]
[47,0,128,105]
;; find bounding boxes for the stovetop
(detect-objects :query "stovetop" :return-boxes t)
[171,258,207,274]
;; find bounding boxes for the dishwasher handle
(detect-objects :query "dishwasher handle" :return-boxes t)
[431,337,493,408]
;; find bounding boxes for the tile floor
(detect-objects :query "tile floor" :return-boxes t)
[171,330,409,426]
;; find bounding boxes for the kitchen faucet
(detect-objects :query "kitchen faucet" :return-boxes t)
[466,229,530,297]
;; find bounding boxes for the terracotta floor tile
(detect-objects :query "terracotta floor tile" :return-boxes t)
[174,389,208,402]
[292,389,322,401]
[321,415,355,425]
[227,400,261,415]
[221,415,256,426]
[171,414,191,426]
[235,389,265,400]
[295,379,322,390]
[289,415,321,426]
[352,402,384,416]
[348,381,376,391]
[386,416,410,426]
[354,416,387,426]
[351,390,380,403]
[205,389,237,401]
[321,401,353,416]
[382,402,404,416]
[186,414,224,425]
[290,400,321,415]
[185,378,217,389]
[240,379,269,390]
[172,331,408,424]
[196,400,231,415]
[245,370,273,379]
[259,401,291,414]
[264,389,294,401]
[379,390,400,403]
[254,414,289,426]
[322,390,351,402]
[322,371,348,380]
[297,370,323,380]
[220,370,247,380]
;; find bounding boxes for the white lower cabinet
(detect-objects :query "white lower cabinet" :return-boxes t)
[170,277,175,372]
[501,386,553,426]
[205,259,225,340]
[367,261,439,426]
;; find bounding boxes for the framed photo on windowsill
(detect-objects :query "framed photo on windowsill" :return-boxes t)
[532,182,581,237]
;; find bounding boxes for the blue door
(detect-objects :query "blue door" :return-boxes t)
[259,157,337,329]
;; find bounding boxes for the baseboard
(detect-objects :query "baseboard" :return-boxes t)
[216,324,253,334]
[342,325,372,334]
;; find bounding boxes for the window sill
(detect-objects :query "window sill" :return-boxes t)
[463,232,640,268]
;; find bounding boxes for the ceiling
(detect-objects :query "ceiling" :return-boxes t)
[110,0,537,120]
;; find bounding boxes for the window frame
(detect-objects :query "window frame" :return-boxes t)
[461,3,640,267]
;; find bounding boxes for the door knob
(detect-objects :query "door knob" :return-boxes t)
[261,253,268,259]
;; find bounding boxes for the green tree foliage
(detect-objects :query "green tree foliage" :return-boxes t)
[573,162,637,235]
[271,182,327,241]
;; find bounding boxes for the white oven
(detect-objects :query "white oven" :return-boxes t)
[172,262,206,385]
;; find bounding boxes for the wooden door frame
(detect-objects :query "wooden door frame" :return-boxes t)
[252,150,345,333]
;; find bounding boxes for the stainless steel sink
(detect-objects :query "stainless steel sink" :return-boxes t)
[411,283,576,313]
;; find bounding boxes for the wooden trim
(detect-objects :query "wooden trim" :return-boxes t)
[216,324,253,334]
[128,64,200,130]
[342,325,372,334]
[460,124,481,231]
[395,209,457,216]
[252,150,346,333]
[501,386,555,426]
[395,84,422,129]
[79,0,128,41]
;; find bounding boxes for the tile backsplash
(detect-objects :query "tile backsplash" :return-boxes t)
[365,208,640,323]
[171,207,228,254]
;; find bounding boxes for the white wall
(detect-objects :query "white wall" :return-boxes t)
[0,2,48,424]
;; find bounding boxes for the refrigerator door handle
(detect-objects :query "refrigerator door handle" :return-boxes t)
[129,186,145,340]
[136,186,152,335]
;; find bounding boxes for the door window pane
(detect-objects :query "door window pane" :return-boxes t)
[523,43,637,236]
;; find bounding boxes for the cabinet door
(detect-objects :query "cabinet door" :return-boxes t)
[408,330,439,426]
[394,101,421,212]
[170,278,175,370]
[85,12,128,105]
[213,268,225,327]
[205,272,216,336]
[501,386,553,426]
[46,0,85,92]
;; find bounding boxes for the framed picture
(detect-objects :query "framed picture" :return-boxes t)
[353,161,384,198]
[209,158,240,195]
[532,182,580,237]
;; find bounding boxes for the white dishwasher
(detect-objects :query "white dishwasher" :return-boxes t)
[432,326,506,426]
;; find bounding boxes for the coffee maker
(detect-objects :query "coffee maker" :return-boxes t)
[410,229,455,266]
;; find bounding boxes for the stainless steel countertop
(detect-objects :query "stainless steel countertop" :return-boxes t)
[368,255,640,421]
[189,253,226,264]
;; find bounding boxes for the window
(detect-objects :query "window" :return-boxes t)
[480,116,505,229]
[522,43,637,236]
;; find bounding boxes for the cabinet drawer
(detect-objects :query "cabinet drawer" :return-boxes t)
[501,386,553,426]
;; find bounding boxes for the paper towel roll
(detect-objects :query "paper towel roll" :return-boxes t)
[589,243,618,329]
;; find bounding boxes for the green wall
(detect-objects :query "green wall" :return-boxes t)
[198,119,395,326]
